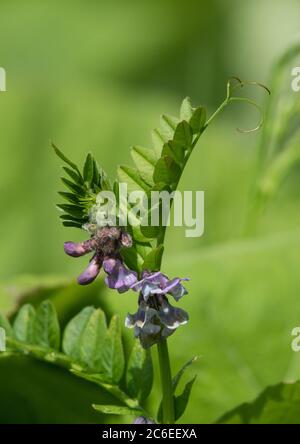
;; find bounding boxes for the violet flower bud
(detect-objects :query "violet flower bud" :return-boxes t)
[64,239,95,257]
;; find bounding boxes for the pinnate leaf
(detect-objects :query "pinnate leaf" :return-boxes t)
[33,300,60,350]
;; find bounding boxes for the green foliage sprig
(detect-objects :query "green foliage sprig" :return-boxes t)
[0,300,198,422]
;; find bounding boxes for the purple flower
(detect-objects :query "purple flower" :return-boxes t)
[103,258,138,293]
[125,296,189,349]
[63,226,136,287]
[131,271,189,301]
[64,239,96,257]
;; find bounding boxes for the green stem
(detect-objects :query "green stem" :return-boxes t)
[157,339,175,424]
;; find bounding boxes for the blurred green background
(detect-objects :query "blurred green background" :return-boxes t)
[1,0,300,424]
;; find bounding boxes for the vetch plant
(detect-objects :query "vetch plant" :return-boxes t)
[0,78,269,424]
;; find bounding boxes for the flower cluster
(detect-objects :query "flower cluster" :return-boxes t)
[126,271,189,348]
[64,225,137,289]
[64,226,189,348]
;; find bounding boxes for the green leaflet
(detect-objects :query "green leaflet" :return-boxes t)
[1,300,147,416]
[140,222,161,240]
[259,136,300,198]
[63,307,124,383]
[157,356,198,423]
[189,106,206,134]
[52,143,81,174]
[101,315,124,384]
[173,356,199,390]
[54,146,106,228]
[120,241,152,273]
[0,355,117,423]
[72,370,140,408]
[58,191,79,205]
[83,152,94,184]
[151,128,168,157]
[180,97,194,121]
[63,307,106,371]
[180,98,206,134]
[160,114,179,138]
[33,300,60,350]
[62,166,84,185]
[117,165,150,194]
[0,313,13,337]
[54,98,206,247]
[126,341,153,402]
[114,96,206,248]
[57,203,86,219]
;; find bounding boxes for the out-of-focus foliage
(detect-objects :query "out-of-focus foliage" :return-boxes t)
[217,381,300,424]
